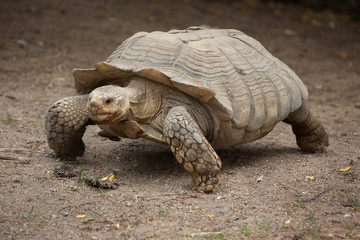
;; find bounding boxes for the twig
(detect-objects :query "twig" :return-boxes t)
[134,192,142,202]
[160,193,200,199]
[183,232,223,237]
[331,233,346,239]
[0,218,23,223]
[0,154,31,163]
[133,193,199,201]
[62,197,109,214]
[0,148,25,153]
[82,219,113,224]
[68,201,97,213]
[307,190,327,202]
[175,194,199,199]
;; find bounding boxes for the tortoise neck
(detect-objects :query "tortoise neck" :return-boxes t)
[125,78,163,123]
[123,77,214,141]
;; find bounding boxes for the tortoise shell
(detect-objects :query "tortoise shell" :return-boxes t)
[73,27,308,146]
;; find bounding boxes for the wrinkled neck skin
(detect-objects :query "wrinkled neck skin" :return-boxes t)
[126,78,213,139]
[125,78,163,123]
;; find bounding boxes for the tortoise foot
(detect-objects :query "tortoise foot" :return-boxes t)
[296,120,329,152]
[191,171,219,193]
[45,95,89,160]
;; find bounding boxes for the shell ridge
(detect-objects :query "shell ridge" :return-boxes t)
[134,36,175,66]
[171,41,187,74]
[174,42,235,82]
[230,33,276,67]
[119,36,148,63]
[281,64,308,100]
[210,37,255,126]
[258,72,269,128]
[262,71,282,123]
[276,71,293,117]
[107,33,148,64]
[223,37,269,128]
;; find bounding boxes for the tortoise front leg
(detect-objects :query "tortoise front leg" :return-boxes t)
[283,101,329,152]
[45,95,90,160]
[164,106,222,192]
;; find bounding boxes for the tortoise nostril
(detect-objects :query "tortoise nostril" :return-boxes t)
[89,101,97,108]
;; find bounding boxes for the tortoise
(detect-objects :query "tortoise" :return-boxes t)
[45,27,329,192]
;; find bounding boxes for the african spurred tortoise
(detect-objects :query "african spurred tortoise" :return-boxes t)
[45,27,329,192]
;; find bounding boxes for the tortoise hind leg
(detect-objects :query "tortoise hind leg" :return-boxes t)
[45,95,90,160]
[283,101,329,152]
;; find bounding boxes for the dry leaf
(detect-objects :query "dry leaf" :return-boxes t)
[284,29,297,36]
[305,176,315,181]
[204,214,215,220]
[311,20,323,27]
[99,173,115,182]
[338,52,348,59]
[339,166,351,172]
[55,77,65,82]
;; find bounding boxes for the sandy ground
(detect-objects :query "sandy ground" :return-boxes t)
[0,0,359,239]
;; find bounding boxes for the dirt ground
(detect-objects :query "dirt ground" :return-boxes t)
[0,0,359,239]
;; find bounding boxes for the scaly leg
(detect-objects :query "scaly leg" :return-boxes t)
[45,95,90,160]
[283,101,329,152]
[164,106,221,192]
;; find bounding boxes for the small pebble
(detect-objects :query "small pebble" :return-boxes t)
[294,233,302,238]
[328,22,336,29]
[344,214,352,218]
[63,212,69,217]
[125,201,132,207]
[16,39,28,48]
[37,41,44,47]
[314,84,323,90]
[256,175,264,182]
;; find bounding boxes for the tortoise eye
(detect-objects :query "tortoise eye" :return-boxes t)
[105,98,112,104]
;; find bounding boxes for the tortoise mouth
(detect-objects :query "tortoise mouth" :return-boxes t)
[88,110,124,125]
[90,114,113,125]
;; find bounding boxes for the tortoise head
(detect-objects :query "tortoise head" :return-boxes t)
[88,85,130,124]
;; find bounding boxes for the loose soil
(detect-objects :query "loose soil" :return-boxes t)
[1,0,359,239]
